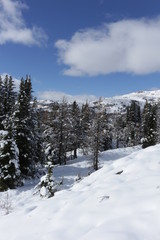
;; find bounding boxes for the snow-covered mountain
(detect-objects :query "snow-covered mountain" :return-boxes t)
[38,89,160,113]
[1,145,160,240]
[101,89,160,113]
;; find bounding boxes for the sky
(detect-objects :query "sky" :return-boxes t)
[1,0,160,100]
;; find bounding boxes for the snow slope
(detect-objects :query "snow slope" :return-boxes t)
[38,89,160,113]
[1,145,160,240]
[102,89,160,113]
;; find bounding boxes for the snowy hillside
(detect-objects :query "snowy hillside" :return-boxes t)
[117,89,160,102]
[1,145,160,240]
[38,89,160,113]
[102,89,160,113]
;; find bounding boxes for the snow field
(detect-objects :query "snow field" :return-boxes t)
[0,145,160,240]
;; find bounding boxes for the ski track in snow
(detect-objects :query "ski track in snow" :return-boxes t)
[1,145,160,240]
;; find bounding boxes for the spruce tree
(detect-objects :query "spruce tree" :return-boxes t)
[14,77,36,177]
[80,102,92,154]
[0,130,21,191]
[0,76,4,130]
[89,98,108,171]
[31,97,45,166]
[35,161,57,198]
[126,100,141,146]
[70,101,81,159]
[142,102,157,148]
[55,98,70,165]
[156,100,160,143]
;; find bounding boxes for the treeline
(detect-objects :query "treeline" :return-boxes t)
[0,75,159,192]
[42,98,111,171]
[41,96,159,175]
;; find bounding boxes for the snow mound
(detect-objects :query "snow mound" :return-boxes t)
[1,145,160,240]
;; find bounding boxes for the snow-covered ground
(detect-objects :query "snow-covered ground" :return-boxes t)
[1,145,160,240]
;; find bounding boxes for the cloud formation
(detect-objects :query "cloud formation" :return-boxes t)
[0,0,47,46]
[55,17,160,76]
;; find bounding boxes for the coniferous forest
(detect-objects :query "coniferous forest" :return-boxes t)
[0,75,159,194]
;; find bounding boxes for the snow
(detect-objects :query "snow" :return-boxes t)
[1,145,160,239]
[40,186,47,197]
[37,89,160,114]
[0,130,8,138]
[102,89,160,113]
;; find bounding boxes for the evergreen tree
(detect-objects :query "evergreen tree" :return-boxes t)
[31,98,45,166]
[0,130,21,191]
[89,98,108,171]
[42,98,71,166]
[70,101,81,159]
[126,100,141,146]
[42,102,59,165]
[35,161,57,198]
[54,98,71,165]
[156,100,160,143]
[3,75,16,117]
[0,76,4,130]
[80,102,92,154]
[14,77,36,177]
[113,113,127,148]
[142,101,157,148]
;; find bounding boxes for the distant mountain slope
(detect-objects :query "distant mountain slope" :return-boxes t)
[38,89,160,113]
[103,89,160,113]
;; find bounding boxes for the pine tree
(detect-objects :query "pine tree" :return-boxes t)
[3,75,16,117]
[89,98,108,171]
[14,76,36,177]
[0,76,4,130]
[80,102,92,154]
[31,98,45,166]
[113,113,127,148]
[126,100,141,146]
[156,100,160,143]
[0,130,21,191]
[69,101,81,159]
[35,161,57,198]
[42,102,59,165]
[142,102,157,148]
[54,98,70,165]
[42,98,71,165]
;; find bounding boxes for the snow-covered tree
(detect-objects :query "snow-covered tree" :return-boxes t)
[80,102,92,154]
[14,77,37,177]
[0,130,21,191]
[142,101,157,148]
[69,101,81,159]
[89,98,108,170]
[126,100,141,146]
[156,100,160,143]
[52,98,71,165]
[35,161,57,198]
[3,75,16,117]
[0,76,4,130]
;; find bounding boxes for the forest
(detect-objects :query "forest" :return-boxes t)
[0,75,159,195]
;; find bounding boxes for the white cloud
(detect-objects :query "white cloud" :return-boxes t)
[0,0,47,45]
[55,17,160,76]
[37,90,98,103]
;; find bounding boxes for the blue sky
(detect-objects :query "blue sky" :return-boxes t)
[1,0,160,99]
